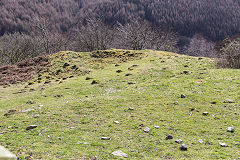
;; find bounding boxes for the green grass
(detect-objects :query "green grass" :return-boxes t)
[0,50,240,159]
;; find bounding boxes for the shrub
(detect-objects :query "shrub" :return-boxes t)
[216,37,240,68]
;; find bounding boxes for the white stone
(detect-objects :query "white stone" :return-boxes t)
[0,145,17,160]
[143,127,151,133]
[114,121,120,124]
[112,150,128,158]
[220,142,227,147]
[154,126,160,129]
[198,139,204,144]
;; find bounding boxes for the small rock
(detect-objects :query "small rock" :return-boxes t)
[175,139,182,144]
[203,112,209,116]
[143,127,151,133]
[112,150,128,158]
[181,94,186,98]
[101,137,111,140]
[154,126,160,129]
[114,121,120,124]
[4,109,17,116]
[39,105,43,107]
[33,114,39,118]
[180,144,188,151]
[116,70,122,73]
[58,137,62,140]
[198,139,204,144]
[132,64,139,67]
[183,71,189,75]
[166,135,173,140]
[26,125,37,131]
[125,73,132,76]
[225,99,234,103]
[85,77,92,80]
[227,126,234,133]
[91,80,99,84]
[219,142,227,147]
[128,107,135,111]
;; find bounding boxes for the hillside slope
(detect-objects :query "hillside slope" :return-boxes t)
[0,50,240,159]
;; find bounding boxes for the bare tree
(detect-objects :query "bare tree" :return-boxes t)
[116,21,153,50]
[217,37,240,68]
[183,34,217,57]
[31,17,72,54]
[116,21,179,52]
[0,33,39,64]
[75,18,114,52]
[151,28,179,52]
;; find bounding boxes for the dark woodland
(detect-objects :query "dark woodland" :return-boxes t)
[0,0,240,41]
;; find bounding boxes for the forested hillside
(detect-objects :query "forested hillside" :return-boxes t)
[0,0,240,41]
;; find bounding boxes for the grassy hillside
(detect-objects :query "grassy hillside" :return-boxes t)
[0,50,240,159]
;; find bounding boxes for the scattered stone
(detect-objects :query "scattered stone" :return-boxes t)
[128,82,135,85]
[180,144,188,151]
[63,63,70,68]
[143,127,151,133]
[101,137,111,140]
[33,114,39,118]
[26,125,37,131]
[112,150,128,158]
[219,142,227,147]
[166,135,173,140]
[58,137,62,140]
[154,126,160,129]
[227,126,234,133]
[0,145,17,160]
[198,139,204,144]
[114,121,120,124]
[211,101,217,104]
[4,109,17,116]
[175,139,183,144]
[203,112,209,116]
[128,67,134,71]
[128,108,135,111]
[225,99,234,103]
[183,71,189,75]
[181,94,186,98]
[39,105,43,107]
[91,80,99,84]
[85,77,92,80]
[184,65,189,67]
[116,70,122,73]
[125,73,132,76]
[132,64,139,67]
[115,64,120,67]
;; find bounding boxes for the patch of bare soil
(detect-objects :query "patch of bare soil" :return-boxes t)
[0,56,49,85]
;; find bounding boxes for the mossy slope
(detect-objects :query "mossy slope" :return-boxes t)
[0,50,239,159]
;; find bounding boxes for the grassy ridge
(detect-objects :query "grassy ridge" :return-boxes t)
[0,50,240,159]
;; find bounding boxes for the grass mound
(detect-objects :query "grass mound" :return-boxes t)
[0,50,240,159]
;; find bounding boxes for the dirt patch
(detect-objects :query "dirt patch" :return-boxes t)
[0,56,49,85]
